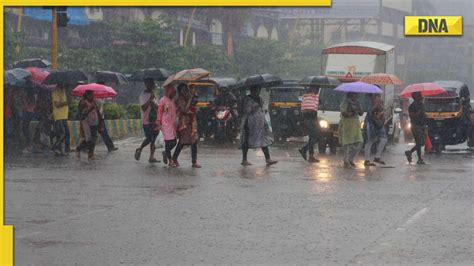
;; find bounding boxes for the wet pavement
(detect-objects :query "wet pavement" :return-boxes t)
[5,138,474,265]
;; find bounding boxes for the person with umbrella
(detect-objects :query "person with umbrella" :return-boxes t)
[363,92,387,166]
[338,92,364,168]
[157,85,178,166]
[171,84,201,168]
[240,86,278,166]
[51,83,71,155]
[95,81,118,153]
[75,90,99,160]
[135,78,160,163]
[298,86,320,163]
[405,92,427,165]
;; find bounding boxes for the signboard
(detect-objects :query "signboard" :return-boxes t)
[279,0,380,19]
[325,54,377,78]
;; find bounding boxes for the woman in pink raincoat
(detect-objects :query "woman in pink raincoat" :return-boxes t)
[156,85,178,166]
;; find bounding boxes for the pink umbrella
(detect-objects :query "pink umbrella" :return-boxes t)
[26,67,50,85]
[72,83,117,98]
[399,83,446,98]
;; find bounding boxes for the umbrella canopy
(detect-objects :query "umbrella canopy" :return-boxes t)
[236,74,282,88]
[162,74,176,87]
[43,69,88,86]
[299,75,340,87]
[72,83,117,98]
[13,58,51,69]
[174,68,210,82]
[360,73,404,85]
[399,83,446,98]
[4,68,31,87]
[26,67,50,85]
[96,71,128,85]
[334,81,383,94]
[130,68,171,82]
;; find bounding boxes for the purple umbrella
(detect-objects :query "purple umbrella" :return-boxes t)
[334,81,383,94]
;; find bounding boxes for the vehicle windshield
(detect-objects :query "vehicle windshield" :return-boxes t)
[270,88,304,102]
[318,87,371,112]
[193,85,215,102]
[424,97,461,112]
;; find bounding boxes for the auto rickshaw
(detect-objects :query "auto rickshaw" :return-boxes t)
[268,81,305,142]
[187,80,218,139]
[425,81,471,153]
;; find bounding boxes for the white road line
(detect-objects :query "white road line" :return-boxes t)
[396,207,430,231]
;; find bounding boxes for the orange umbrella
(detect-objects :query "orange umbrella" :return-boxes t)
[360,73,404,85]
[162,74,176,87]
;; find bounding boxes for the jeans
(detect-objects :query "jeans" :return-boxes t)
[22,111,34,146]
[364,123,387,161]
[301,116,319,156]
[52,120,70,152]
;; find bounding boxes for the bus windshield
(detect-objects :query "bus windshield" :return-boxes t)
[318,87,371,112]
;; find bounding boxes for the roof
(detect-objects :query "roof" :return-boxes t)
[324,41,395,52]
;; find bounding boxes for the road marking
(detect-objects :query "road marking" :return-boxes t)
[396,207,430,231]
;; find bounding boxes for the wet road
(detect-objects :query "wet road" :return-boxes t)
[5,138,474,265]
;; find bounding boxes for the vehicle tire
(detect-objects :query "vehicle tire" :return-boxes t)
[434,143,443,154]
[329,138,337,155]
[318,140,326,154]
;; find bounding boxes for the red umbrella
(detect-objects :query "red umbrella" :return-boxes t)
[72,83,117,98]
[399,83,446,98]
[26,67,50,85]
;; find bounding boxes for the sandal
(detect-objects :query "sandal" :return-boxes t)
[134,148,141,161]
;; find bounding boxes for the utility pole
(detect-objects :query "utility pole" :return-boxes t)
[183,7,196,47]
[51,7,58,69]
[15,7,23,54]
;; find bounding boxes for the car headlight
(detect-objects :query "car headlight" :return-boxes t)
[319,120,329,129]
[407,122,412,129]
[271,109,277,115]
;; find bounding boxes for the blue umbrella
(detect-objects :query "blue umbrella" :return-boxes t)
[334,81,383,94]
[4,68,32,87]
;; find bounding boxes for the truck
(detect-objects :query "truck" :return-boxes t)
[318,41,399,154]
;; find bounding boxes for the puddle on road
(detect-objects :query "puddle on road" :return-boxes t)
[150,184,196,197]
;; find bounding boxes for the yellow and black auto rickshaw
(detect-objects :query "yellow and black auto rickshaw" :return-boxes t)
[268,81,306,142]
[425,81,471,153]
[187,80,219,140]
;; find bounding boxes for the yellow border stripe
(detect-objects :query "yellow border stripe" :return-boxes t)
[4,0,331,6]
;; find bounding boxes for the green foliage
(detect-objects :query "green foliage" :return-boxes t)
[126,103,141,119]
[103,103,126,120]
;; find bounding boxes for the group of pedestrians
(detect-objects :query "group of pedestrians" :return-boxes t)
[135,78,201,167]
[297,86,426,168]
[4,81,118,160]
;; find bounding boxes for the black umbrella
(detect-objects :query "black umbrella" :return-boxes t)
[236,74,282,88]
[299,76,340,87]
[43,69,88,86]
[13,58,52,69]
[96,71,128,84]
[4,68,32,87]
[130,68,171,82]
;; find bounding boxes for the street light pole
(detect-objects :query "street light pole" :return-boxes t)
[51,7,58,69]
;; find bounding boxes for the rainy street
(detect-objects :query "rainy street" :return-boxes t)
[5,139,473,265]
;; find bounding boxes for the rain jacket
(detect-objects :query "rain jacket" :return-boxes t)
[240,95,273,149]
[338,98,363,145]
[157,86,177,141]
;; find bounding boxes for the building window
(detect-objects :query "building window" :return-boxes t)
[246,22,254,37]
[210,19,223,45]
[271,27,278,40]
[256,25,269,39]
[90,7,101,14]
